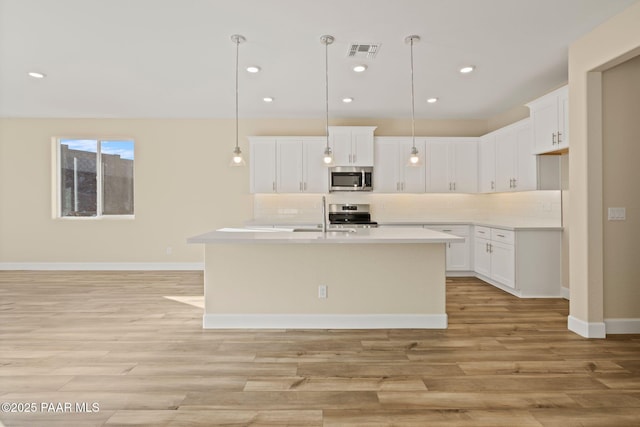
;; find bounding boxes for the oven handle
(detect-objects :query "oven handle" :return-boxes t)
[361,170,366,189]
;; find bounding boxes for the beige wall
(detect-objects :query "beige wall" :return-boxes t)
[602,54,640,319]
[568,1,640,332]
[0,117,490,264]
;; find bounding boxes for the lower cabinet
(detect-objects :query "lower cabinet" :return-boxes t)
[425,225,470,271]
[473,225,561,297]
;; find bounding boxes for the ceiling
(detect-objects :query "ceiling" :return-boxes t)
[1,0,637,120]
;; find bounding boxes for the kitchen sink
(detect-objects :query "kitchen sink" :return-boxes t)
[292,228,356,233]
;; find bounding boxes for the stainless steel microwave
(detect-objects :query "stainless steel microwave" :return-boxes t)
[329,166,373,192]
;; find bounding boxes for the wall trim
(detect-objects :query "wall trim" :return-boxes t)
[604,318,640,334]
[203,313,448,329]
[561,286,570,300]
[0,262,204,271]
[568,315,606,338]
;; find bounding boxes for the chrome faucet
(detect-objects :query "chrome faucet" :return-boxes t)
[322,196,327,233]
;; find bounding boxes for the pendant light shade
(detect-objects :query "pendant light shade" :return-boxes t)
[230,34,246,167]
[321,35,334,166]
[405,35,422,167]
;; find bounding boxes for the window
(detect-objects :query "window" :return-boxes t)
[57,138,135,217]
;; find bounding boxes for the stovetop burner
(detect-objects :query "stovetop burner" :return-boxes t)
[328,204,378,227]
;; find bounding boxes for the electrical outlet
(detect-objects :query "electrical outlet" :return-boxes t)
[318,285,328,299]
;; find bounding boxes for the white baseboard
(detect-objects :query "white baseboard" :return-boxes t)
[568,315,606,338]
[445,271,475,277]
[561,286,570,300]
[604,318,640,334]
[203,313,448,329]
[0,262,204,271]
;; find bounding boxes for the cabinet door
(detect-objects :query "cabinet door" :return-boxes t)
[374,139,401,193]
[530,96,558,154]
[474,237,491,277]
[329,130,352,165]
[276,139,303,193]
[557,88,569,150]
[495,130,516,192]
[490,240,515,288]
[428,140,451,193]
[452,140,478,193]
[401,139,426,193]
[352,130,374,166]
[478,135,496,193]
[447,240,470,271]
[250,139,277,193]
[302,138,329,193]
[515,124,537,191]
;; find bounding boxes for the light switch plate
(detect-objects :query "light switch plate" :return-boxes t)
[608,207,626,221]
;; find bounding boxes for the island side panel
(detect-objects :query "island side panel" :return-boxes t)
[203,242,446,329]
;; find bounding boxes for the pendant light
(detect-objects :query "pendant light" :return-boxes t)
[406,35,421,166]
[320,35,334,165]
[230,34,246,167]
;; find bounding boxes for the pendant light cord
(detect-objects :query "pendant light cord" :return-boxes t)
[235,37,240,151]
[325,38,330,150]
[410,37,416,150]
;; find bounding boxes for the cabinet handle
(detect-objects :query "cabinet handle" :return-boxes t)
[353,154,357,164]
[448,243,451,248]
[489,243,493,253]
[497,234,505,238]
[557,131,562,143]
[304,182,307,191]
[272,182,276,192]
[442,229,452,232]
[512,179,516,189]
[449,182,452,191]
[486,242,490,252]
[454,182,456,191]
[396,182,400,191]
[402,182,405,191]
[478,230,485,234]
[552,132,557,144]
[491,181,495,190]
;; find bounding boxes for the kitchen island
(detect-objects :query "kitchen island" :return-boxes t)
[187,227,462,329]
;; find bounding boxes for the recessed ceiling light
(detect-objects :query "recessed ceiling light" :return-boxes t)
[28,72,46,79]
[460,65,475,74]
[342,97,353,103]
[353,64,367,73]
[263,97,274,103]
[246,66,261,73]
[427,97,439,103]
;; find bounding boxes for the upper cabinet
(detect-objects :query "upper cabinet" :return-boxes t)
[249,137,328,194]
[478,119,561,194]
[478,134,496,193]
[374,137,427,193]
[329,126,376,166]
[428,138,478,193]
[526,85,569,154]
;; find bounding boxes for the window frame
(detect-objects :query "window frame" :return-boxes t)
[53,137,136,220]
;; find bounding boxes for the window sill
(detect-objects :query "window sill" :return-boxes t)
[56,215,135,221]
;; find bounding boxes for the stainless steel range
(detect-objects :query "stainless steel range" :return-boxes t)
[328,204,378,228]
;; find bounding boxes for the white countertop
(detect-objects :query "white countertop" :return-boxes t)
[247,219,563,231]
[188,227,464,245]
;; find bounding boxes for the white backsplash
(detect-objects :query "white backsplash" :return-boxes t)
[252,191,562,226]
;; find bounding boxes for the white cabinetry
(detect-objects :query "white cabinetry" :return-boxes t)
[527,85,569,154]
[374,137,426,193]
[329,126,376,166]
[478,120,561,193]
[474,225,562,297]
[428,138,478,193]
[250,138,277,193]
[250,137,328,194]
[426,225,471,271]
[478,134,496,193]
[494,120,537,192]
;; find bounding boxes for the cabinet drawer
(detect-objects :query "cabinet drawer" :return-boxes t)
[474,226,491,239]
[491,229,515,245]
[426,225,469,236]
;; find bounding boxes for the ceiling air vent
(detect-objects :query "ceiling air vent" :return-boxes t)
[347,43,381,59]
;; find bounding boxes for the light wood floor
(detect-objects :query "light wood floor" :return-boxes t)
[1,272,639,426]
